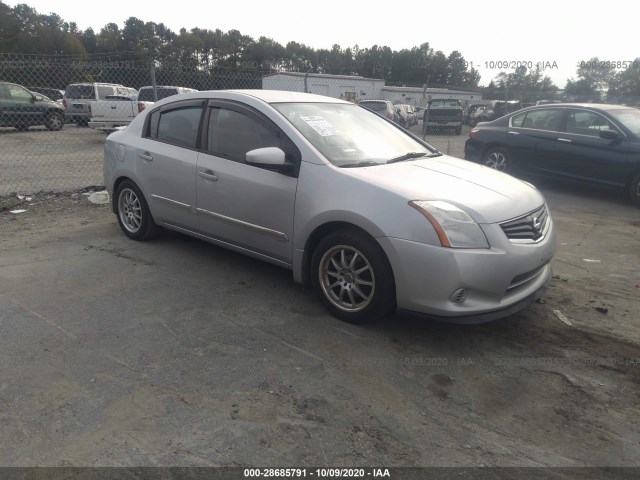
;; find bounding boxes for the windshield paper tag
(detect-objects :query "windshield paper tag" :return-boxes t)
[300,116,338,136]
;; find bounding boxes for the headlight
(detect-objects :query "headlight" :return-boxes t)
[409,200,489,249]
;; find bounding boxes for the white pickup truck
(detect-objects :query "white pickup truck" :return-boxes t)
[88,95,147,132]
[88,86,198,132]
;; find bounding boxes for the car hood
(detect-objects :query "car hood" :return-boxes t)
[348,155,545,224]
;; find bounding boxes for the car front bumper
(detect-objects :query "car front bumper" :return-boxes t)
[377,219,556,323]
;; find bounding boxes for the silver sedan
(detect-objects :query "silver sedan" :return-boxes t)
[104,90,555,324]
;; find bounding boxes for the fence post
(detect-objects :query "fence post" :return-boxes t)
[149,55,158,102]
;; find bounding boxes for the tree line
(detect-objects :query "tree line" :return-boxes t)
[1,2,639,104]
[0,2,480,88]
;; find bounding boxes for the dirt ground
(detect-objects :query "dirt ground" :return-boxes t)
[0,180,639,470]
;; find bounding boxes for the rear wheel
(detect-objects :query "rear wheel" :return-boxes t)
[630,172,640,208]
[311,230,395,324]
[115,180,161,241]
[483,147,512,173]
[455,126,462,135]
[45,111,64,131]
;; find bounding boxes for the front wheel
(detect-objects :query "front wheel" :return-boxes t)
[483,147,512,173]
[45,111,64,131]
[630,172,640,208]
[311,230,395,324]
[115,180,160,240]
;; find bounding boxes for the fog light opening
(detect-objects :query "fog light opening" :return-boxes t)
[450,288,467,304]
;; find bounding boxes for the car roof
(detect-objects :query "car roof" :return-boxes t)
[219,90,351,104]
[523,103,631,111]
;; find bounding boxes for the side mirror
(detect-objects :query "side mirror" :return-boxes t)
[32,95,44,102]
[246,147,286,166]
[599,129,621,141]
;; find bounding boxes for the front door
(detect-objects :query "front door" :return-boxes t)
[196,102,299,264]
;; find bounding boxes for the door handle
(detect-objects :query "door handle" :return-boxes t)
[557,138,572,143]
[199,170,218,181]
[138,152,153,161]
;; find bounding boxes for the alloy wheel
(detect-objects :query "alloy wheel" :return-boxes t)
[318,245,375,312]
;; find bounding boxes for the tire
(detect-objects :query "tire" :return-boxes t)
[75,119,88,127]
[114,180,161,241]
[630,172,640,208]
[455,126,462,135]
[14,125,29,131]
[45,111,64,131]
[311,229,396,324]
[483,146,511,173]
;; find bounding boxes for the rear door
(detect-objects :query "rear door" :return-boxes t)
[509,108,566,173]
[135,99,205,230]
[500,108,565,171]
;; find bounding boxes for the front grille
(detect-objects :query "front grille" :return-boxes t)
[500,205,548,243]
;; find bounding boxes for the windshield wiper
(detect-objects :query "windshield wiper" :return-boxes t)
[340,161,383,168]
[386,152,431,164]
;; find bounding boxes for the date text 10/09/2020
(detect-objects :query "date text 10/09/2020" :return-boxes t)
[463,60,559,70]
[244,468,391,478]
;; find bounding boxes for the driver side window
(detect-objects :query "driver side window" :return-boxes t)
[207,107,281,162]
[7,84,33,100]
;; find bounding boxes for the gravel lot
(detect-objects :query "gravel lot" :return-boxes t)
[0,176,639,469]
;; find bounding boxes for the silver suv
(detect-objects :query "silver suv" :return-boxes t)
[63,83,136,126]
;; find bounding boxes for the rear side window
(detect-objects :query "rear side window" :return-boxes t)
[512,109,563,131]
[147,104,204,149]
[65,85,95,99]
[97,86,115,99]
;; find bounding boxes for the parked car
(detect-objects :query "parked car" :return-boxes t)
[104,90,555,324]
[88,94,143,132]
[423,99,463,135]
[476,100,523,123]
[29,87,64,102]
[358,99,398,123]
[63,83,137,126]
[395,104,411,127]
[464,103,640,207]
[398,104,418,126]
[464,103,485,125]
[0,81,65,131]
[469,106,486,127]
[136,85,198,105]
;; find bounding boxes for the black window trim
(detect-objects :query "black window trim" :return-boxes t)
[510,107,567,133]
[201,98,301,177]
[142,99,206,151]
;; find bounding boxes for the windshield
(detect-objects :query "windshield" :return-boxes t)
[359,101,386,112]
[431,100,460,107]
[608,108,640,137]
[273,102,433,167]
[137,87,179,102]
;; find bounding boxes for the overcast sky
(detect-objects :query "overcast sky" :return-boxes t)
[7,0,637,88]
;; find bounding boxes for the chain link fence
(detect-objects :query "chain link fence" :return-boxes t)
[1,53,469,197]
